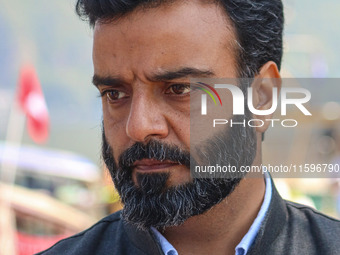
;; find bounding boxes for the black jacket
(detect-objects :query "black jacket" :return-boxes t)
[37,179,340,255]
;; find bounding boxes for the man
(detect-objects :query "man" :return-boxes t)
[39,0,340,254]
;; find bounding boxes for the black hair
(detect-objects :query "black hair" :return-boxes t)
[75,0,284,78]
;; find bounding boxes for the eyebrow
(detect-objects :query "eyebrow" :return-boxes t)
[150,67,215,81]
[92,75,124,88]
[92,67,215,87]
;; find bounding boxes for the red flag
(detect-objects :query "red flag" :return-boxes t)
[17,65,49,144]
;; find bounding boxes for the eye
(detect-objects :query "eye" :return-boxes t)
[102,90,128,102]
[166,84,191,95]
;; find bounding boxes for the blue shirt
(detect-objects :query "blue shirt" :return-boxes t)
[151,173,272,255]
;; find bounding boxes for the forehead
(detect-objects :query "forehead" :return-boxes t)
[93,1,238,79]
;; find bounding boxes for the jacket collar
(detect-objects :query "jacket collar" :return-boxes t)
[248,176,287,254]
[123,219,164,254]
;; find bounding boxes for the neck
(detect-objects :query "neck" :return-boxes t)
[161,175,266,255]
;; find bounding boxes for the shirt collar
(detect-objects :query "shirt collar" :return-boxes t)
[235,172,272,255]
[151,227,178,255]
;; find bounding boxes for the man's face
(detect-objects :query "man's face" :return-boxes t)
[93,1,237,181]
[93,1,256,229]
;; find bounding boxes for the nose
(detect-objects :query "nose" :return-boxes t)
[126,91,169,143]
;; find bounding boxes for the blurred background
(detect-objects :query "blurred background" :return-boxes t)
[0,0,340,254]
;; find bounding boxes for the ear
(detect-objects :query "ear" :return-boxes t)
[251,61,282,134]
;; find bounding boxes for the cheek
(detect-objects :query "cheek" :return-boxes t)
[190,89,235,147]
[102,101,130,160]
[165,103,191,150]
[174,114,190,149]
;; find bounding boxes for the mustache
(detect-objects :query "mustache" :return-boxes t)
[102,136,191,170]
[119,140,191,169]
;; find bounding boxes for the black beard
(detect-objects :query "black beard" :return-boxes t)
[101,107,256,230]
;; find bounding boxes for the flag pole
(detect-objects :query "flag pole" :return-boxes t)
[0,84,26,255]
[1,99,26,183]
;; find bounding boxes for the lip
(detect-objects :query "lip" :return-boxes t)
[133,159,179,172]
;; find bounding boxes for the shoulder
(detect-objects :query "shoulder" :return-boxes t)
[37,211,124,254]
[285,199,340,230]
[282,200,340,253]
[251,181,340,254]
